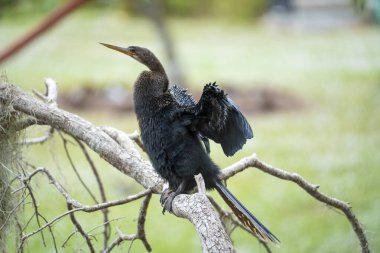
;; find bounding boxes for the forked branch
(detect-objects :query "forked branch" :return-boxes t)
[0,80,370,253]
[221,154,369,253]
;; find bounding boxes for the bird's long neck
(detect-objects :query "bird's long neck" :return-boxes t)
[134,59,169,110]
[144,56,168,92]
[133,69,168,119]
[146,57,165,73]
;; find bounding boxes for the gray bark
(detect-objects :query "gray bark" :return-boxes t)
[0,82,234,252]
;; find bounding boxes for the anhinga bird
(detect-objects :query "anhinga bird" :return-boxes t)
[101,43,279,244]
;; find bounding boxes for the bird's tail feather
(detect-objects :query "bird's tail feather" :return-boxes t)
[215,181,280,244]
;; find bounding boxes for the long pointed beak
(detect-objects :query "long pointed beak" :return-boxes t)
[99,42,134,56]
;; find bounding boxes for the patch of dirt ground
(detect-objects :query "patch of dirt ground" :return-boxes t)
[58,84,308,115]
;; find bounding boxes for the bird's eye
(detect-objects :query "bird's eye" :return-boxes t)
[129,48,136,53]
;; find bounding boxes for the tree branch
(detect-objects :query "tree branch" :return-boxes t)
[171,193,234,253]
[170,174,234,253]
[136,193,152,252]
[220,154,370,253]
[102,227,136,253]
[75,139,111,249]
[20,127,54,145]
[0,83,163,193]
[0,81,370,253]
[67,203,95,253]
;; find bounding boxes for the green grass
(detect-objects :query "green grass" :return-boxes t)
[1,7,380,253]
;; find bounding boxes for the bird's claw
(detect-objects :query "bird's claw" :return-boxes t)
[160,188,172,205]
[162,196,175,214]
[160,189,175,214]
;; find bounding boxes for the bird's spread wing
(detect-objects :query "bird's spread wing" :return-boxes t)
[169,83,253,156]
[169,85,196,107]
[169,85,210,153]
[193,82,253,156]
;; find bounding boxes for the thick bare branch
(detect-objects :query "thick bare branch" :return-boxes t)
[171,193,234,253]
[0,82,370,253]
[0,84,163,192]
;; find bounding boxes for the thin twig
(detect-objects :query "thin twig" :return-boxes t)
[63,217,125,248]
[75,139,110,248]
[67,203,95,253]
[38,214,58,253]
[59,131,99,204]
[24,184,46,246]
[136,193,152,252]
[15,221,23,253]
[15,166,152,248]
[103,228,136,253]
[102,194,153,253]
[20,127,54,145]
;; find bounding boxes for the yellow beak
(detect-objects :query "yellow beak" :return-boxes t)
[99,42,134,56]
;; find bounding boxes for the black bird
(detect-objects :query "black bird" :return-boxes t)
[101,43,279,244]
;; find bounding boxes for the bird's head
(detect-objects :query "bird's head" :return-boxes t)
[100,43,163,72]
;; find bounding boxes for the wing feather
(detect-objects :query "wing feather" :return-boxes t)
[169,85,211,154]
[169,83,253,156]
[194,83,253,156]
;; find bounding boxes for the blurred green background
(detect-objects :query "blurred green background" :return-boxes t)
[1,0,379,252]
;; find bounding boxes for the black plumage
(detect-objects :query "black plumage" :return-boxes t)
[101,43,279,244]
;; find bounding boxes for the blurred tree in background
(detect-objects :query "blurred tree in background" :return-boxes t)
[0,0,64,16]
[0,0,267,20]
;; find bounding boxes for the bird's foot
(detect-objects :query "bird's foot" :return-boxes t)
[160,189,175,214]
[160,188,171,205]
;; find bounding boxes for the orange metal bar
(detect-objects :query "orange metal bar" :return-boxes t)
[0,0,88,63]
